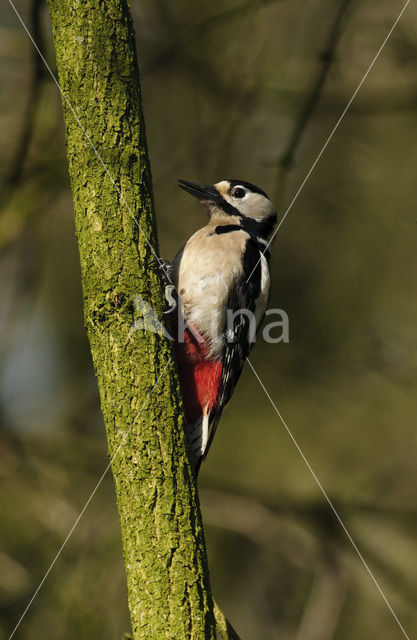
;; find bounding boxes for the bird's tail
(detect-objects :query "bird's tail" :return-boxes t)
[186,410,210,473]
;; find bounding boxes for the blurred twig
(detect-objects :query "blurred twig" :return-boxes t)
[294,549,348,640]
[264,85,417,115]
[143,0,282,76]
[273,0,354,204]
[202,484,417,625]
[2,0,46,195]
[0,0,51,260]
[201,487,318,570]
[350,536,417,610]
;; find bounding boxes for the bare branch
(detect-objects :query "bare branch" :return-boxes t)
[273,0,355,203]
[143,0,283,76]
[2,0,46,192]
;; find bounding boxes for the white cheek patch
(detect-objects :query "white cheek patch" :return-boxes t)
[221,190,275,220]
[239,193,274,218]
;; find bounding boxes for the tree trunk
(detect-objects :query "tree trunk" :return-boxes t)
[47,1,218,638]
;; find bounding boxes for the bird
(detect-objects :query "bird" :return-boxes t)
[165,179,277,474]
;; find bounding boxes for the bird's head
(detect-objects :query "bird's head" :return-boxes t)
[178,179,277,241]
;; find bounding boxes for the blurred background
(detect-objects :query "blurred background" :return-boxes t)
[1,0,416,638]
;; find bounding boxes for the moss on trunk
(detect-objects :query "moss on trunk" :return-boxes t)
[47,1,217,637]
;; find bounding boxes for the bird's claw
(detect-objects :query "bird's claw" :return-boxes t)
[156,257,174,285]
[163,284,177,314]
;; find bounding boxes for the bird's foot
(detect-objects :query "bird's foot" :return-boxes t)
[157,258,174,285]
[154,258,177,313]
[163,284,177,314]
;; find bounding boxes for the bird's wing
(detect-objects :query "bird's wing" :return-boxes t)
[200,238,268,465]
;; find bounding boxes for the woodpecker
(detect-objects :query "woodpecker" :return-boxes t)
[167,179,276,473]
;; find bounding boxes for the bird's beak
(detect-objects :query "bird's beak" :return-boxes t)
[178,179,219,203]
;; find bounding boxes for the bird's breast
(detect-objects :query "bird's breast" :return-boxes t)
[173,227,247,357]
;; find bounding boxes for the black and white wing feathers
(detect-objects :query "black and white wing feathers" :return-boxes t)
[200,238,268,465]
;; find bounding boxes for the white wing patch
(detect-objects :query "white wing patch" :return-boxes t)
[255,251,270,327]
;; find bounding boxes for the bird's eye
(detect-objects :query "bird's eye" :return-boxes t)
[232,187,246,199]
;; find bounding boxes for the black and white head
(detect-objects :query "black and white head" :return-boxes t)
[178,178,277,242]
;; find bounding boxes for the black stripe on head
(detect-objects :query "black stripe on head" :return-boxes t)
[217,197,243,218]
[227,180,270,200]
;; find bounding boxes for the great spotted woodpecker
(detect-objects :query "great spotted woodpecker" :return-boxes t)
[166,179,276,473]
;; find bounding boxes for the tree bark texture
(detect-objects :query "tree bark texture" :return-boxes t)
[47,1,217,638]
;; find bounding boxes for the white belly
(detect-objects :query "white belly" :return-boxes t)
[173,225,270,358]
[173,227,246,357]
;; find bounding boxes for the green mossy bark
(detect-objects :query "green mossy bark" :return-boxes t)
[47,1,216,638]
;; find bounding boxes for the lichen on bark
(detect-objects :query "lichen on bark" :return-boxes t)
[47,1,217,637]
